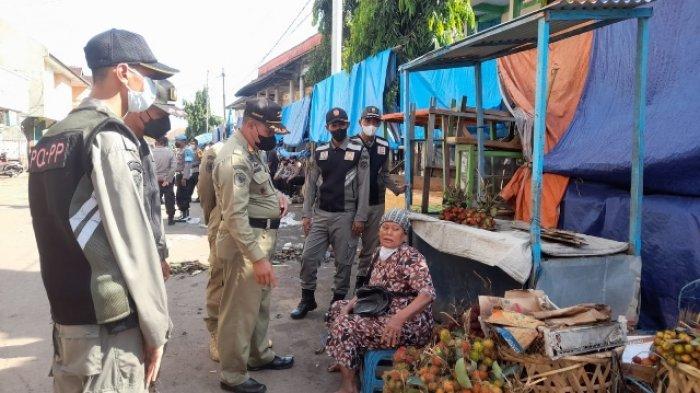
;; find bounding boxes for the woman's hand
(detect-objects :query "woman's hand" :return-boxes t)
[341,298,357,315]
[382,313,407,347]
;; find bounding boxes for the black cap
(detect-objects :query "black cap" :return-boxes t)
[244,97,288,134]
[153,80,185,117]
[84,29,178,80]
[326,107,349,124]
[361,105,382,119]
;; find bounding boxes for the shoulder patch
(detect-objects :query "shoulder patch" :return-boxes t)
[234,171,248,187]
[316,144,330,151]
[28,135,72,173]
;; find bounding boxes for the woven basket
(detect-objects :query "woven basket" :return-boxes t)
[499,347,624,393]
[655,361,700,393]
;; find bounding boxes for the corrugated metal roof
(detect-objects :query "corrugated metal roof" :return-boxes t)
[400,0,655,72]
[549,0,654,10]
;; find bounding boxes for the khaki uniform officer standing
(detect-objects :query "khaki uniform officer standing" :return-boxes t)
[213,98,293,393]
[290,107,370,320]
[199,141,224,362]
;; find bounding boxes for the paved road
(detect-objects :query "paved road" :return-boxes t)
[0,174,342,392]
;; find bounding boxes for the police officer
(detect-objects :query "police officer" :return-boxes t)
[351,106,406,289]
[199,140,224,362]
[213,98,294,393]
[28,29,177,392]
[174,134,195,221]
[290,107,370,320]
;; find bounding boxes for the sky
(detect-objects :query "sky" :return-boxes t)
[0,0,318,125]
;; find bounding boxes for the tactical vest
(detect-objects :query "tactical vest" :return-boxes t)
[315,139,363,212]
[354,136,390,206]
[28,106,138,325]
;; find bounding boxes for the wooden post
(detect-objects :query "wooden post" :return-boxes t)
[529,18,550,287]
[422,98,437,213]
[630,16,649,256]
[475,62,486,198]
[401,69,412,209]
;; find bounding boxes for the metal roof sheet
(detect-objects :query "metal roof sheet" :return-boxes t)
[399,0,655,72]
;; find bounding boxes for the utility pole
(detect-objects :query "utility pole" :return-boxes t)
[206,70,212,142]
[221,67,227,139]
[331,0,343,74]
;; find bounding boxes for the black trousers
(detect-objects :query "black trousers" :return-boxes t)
[159,179,176,218]
[175,172,199,212]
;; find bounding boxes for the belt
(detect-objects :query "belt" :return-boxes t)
[103,313,139,335]
[249,217,281,230]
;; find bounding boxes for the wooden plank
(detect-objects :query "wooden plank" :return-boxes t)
[445,136,523,151]
[475,62,486,198]
[401,69,412,209]
[422,98,437,213]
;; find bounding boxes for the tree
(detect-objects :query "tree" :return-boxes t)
[305,0,475,86]
[183,88,222,139]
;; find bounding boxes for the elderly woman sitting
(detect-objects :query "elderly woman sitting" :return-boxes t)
[326,209,436,393]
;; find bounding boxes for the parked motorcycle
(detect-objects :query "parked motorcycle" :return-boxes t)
[0,153,24,177]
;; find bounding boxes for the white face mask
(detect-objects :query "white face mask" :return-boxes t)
[361,124,377,137]
[379,246,398,261]
[125,67,156,114]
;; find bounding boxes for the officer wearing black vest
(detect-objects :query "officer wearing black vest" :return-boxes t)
[291,107,370,319]
[28,29,177,392]
[351,106,406,289]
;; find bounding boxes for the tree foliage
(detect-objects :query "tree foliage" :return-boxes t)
[306,0,475,85]
[183,88,222,139]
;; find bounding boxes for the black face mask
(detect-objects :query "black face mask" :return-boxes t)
[331,128,347,142]
[256,134,277,151]
[144,116,171,139]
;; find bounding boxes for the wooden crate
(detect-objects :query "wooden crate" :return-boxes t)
[500,347,624,393]
[656,361,700,393]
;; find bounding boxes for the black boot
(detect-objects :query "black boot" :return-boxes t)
[355,275,368,290]
[290,289,317,320]
[176,209,189,222]
[167,215,175,226]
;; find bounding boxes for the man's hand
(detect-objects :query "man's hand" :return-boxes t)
[277,192,289,217]
[161,180,170,187]
[302,218,312,236]
[382,313,406,347]
[160,260,171,281]
[252,258,278,287]
[352,221,365,237]
[144,345,164,388]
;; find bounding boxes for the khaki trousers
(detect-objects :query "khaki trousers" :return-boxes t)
[52,323,145,393]
[217,227,277,386]
[357,204,385,277]
[204,205,222,335]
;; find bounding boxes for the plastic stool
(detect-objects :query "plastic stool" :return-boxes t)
[360,349,396,393]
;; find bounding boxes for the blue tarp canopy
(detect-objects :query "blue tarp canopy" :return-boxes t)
[309,49,395,143]
[546,0,700,329]
[194,132,213,145]
[280,96,311,147]
[398,60,503,140]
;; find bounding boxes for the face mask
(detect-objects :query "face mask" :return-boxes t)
[143,115,171,139]
[331,127,347,142]
[379,246,398,261]
[125,67,156,114]
[362,125,377,137]
[256,134,277,151]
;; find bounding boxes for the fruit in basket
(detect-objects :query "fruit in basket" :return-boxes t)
[652,328,700,369]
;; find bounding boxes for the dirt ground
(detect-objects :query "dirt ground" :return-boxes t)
[0,174,344,393]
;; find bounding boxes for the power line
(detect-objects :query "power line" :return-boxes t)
[230,0,315,92]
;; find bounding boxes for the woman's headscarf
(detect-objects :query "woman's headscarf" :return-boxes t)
[380,208,411,233]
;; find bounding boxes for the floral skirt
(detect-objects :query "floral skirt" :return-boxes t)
[325,300,432,370]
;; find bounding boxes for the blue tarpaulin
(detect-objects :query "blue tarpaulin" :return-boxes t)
[545,0,700,197]
[309,49,395,143]
[280,96,311,147]
[558,182,700,330]
[399,60,503,140]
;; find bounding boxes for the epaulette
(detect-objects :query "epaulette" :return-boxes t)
[347,139,363,151]
[316,144,330,151]
[376,137,389,147]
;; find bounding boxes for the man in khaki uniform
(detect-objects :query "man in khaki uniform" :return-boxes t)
[199,141,223,361]
[213,98,294,393]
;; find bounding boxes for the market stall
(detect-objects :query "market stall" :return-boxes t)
[397,0,654,324]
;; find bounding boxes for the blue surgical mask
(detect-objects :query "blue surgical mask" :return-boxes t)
[125,67,156,114]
